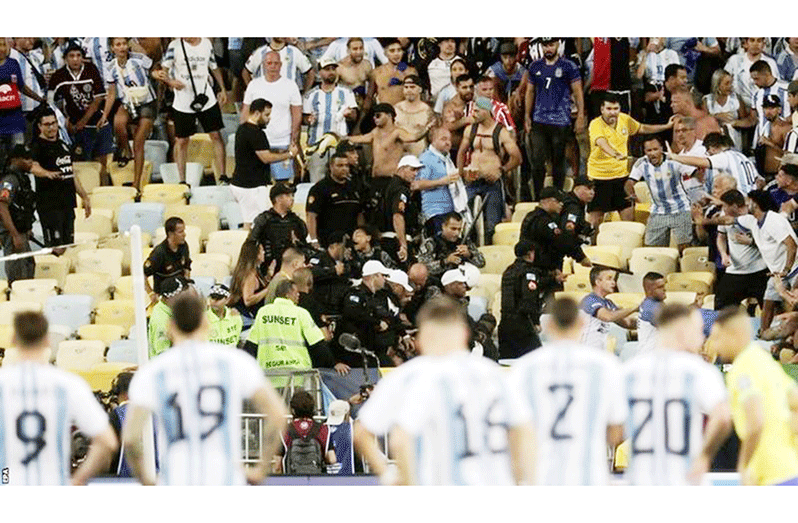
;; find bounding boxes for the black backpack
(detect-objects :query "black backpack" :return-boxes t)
[286,421,324,475]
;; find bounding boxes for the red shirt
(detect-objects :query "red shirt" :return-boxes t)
[279,418,330,456]
[466,99,516,131]
[591,38,611,92]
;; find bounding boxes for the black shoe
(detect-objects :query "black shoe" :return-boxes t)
[218,175,231,185]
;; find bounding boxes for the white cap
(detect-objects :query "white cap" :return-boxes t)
[387,270,413,292]
[441,268,468,287]
[327,400,350,425]
[460,262,481,289]
[362,260,391,277]
[397,155,423,169]
[318,57,339,69]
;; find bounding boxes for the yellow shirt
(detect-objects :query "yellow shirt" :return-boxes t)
[726,343,798,485]
[587,113,640,180]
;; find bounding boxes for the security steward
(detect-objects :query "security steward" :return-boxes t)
[148,276,189,358]
[205,284,243,348]
[520,187,591,297]
[560,176,596,244]
[306,151,365,249]
[377,154,423,265]
[244,279,336,384]
[498,240,552,359]
[334,260,398,368]
[416,211,485,280]
[250,183,308,270]
[144,216,192,301]
[0,145,37,283]
[307,230,352,316]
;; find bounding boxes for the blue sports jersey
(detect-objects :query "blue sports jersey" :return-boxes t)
[637,297,662,352]
[629,157,693,215]
[328,421,354,475]
[580,293,618,351]
[527,57,580,127]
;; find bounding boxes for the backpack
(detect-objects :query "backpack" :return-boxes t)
[286,421,324,475]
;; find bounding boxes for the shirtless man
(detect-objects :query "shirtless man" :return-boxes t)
[363,39,417,116]
[456,96,523,244]
[757,95,793,177]
[337,38,372,100]
[442,75,476,156]
[395,75,435,157]
[670,88,720,140]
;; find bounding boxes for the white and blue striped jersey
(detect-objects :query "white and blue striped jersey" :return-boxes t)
[0,362,110,485]
[302,85,357,144]
[104,55,156,106]
[359,353,529,485]
[434,84,456,115]
[643,49,681,85]
[706,149,760,195]
[319,38,387,68]
[9,48,45,113]
[724,53,780,108]
[785,128,798,155]
[80,37,113,77]
[127,340,268,485]
[629,157,693,215]
[622,349,727,485]
[508,340,626,485]
[244,44,312,88]
[636,297,662,353]
[752,79,791,145]
[580,293,619,351]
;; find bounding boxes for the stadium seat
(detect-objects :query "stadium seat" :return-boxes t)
[106,339,138,364]
[187,133,215,173]
[189,185,234,209]
[598,220,646,236]
[165,204,219,242]
[575,245,624,275]
[664,291,698,306]
[467,273,501,310]
[153,225,202,256]
[0,279,6,301]
[77,248,124,282]
[634,202,651,224]
[108,159,152,187]
[680,250,716,273]
[63,272,113,304]
[511,202,538,223]
[292,203,307,222]
[665,272,714,295]
[564,273,591,292]
[478,245,515,275]
[629,247,679,276]
[142,140,169,178]
[554,291,588,303]
[294,183,313,206]
[94,300,136,332]
[117,202,166,237]
[192,276,216,297]
[633,181,651,204]
[682,246,709,258]
[74,212,113,238]
[44,294,93,334]
[222,201,244,230]
[159,162,204,188]
[76,362,135,391]
[596,223,644,267]
[90,186,137,212]
[100,232,152,276]
[192,253,232,281]
[33,255,70,288]
[0,323,12,349]
[492,222,521,246]
[77,324,126,347]
[56,339,105,371]
[73,161,102,194]
[64,232,100,271]
[10,278,58,306]
[467,295,488,322]
[607,292,644,310]
[140,184,188,205]
[205,230,249,267]
[703,294,715,309]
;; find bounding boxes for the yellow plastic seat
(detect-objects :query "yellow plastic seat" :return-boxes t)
[492,222,521,246]
[682,246,708,258]
[576,245,623,275]
[292,203,306,222]
[34,255,70,288]
[511,202,538,223]
[63,272,113,304]
[703,294,715,309]
[634,202,651,224]
[73,161,102,194]
[554,291,588,303]
[108,160,152,187]
[467,274,502,310]
[94,300,136,332]
[74,212,113,239]
[0,324,13,349]
[564,273,592,293]
[191,253,231,281]
[9,279,58,306]
[76,362,138,392]
[0,301,42,325]
[607,292,644,310]
[64,232,99,271]
[598,221,646,236]
[187,133,215,173]
[633,181,651,204]
[478,245,515,275]
[77,324,126,347]
[629,247,679,276]
[596,222,645,267]
[90,186,138,217]
[664,291,698,306]
[100,232,152,276]
[614,440,631,470]
[55,339,105,371]
[665,272,714,295]
[0,279,6,302]
[76,248,124,282]
[153,225,202,257]
[205,230,249,267]
[164,204,219,243]
[141,183,189,205]
[680,250,716,273]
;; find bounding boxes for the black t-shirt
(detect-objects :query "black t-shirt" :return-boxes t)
[29,137,76,212]
[232,122,271,188]
[379,176,419,237]
[306,176,362,243]
[143,239,192,295]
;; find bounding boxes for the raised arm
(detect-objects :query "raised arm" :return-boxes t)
[638,114,678,135]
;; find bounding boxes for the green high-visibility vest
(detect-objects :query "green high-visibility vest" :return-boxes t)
[148,300,172,358]
[206,307,243,348]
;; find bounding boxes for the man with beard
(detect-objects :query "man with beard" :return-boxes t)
[394,75,434,157]
[337,38,373,106]
[754,94,792,177]
[442,74,475,155]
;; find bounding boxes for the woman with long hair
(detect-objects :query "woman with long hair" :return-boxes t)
[227,240,270,328]
[703,68,749,150]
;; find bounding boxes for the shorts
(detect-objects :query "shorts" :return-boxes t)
[764,271,798,302]
[173,104,224,138]
[73,124,114,160]
[586,177,633,213]
[230,184,270,224]
[645,212,693,246]
[38,207,75,247]
[114,99,157,122]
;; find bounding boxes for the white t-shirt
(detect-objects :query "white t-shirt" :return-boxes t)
[161,38,219,114]
[719,215,768,274]
[427,56,460,99]
[643,49,681,84]
[508,341,626,485]
[736,211,798,275]
[244,44,312,87]
[0,362,109,485]
[706,149,761,195]
[127,340,267,485]
[243,76,301,148]
[676,139,710,203]
[724,53,780,108]
[622,349,727,485]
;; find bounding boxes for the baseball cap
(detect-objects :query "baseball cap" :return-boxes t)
[327,400,350,425]
[387,270,413,292]
[208,283,230,300]
[373,103,396,118]
[778,152,798,167]
[269,182,296,201]
[397,154,423,169]
[403,74,421,86]
[441,268,468,287]
[362,260,391,277]
[64,41,85,56]
[762,94,782,108]
[318,57,339,69]
[160,277,184,299]
[539,186,564,201]
[540,37,560,44]
[780,162,798,178]
[573,176,594,188]
[7,144,31,160]
[788,80,798,95]
[474,96,493,111]
[499,42,518,55]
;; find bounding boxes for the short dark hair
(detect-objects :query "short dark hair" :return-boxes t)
[589,266,614,287]
[643,271,664,285]
[13,311,48,348]
[249,98,272,113]
[355,224,380,247]
[664,63,686,82]
[329,151,349,165]
[112,371,135,397]
[383,38,403,49]
[550,297,580,330]
[747,189,776,213]
[601,92,621,107]
[780,164,798,179]
[476,75,493,85]
[655,303,693,328]
[749,60,772,75]
[442,211,463,225]
[455,74,473,86]
[165,216,184,234]
[416,295,468,328]
[347,37,364,48]
[35,107,57,128]
[275,278,296,299]
[290,390,316,418]
[703,132,732,150]
[642,135,664,148]
[715,305,746,326]
[170,292,205,334]
[720,189,746,207]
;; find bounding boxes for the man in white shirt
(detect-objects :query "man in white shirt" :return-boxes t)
[242,38,315,94]
[724,37,780,108]
[580,267,639,351]
[241,51,302,182]
[509,296,626,485]
[671,117,710,203]
[155,37,228,184]
[427,38,461,100]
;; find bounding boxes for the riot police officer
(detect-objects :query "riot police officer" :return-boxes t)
[0,145,36,283]
[560,177,596,244]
